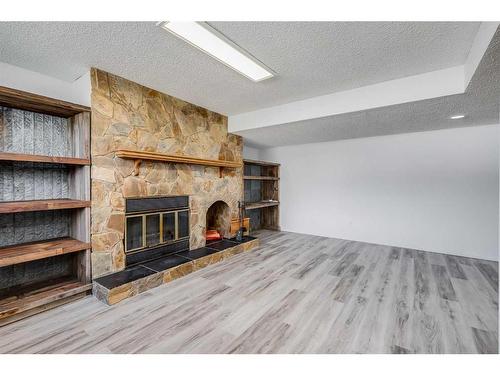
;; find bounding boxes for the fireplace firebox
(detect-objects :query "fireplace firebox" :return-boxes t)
[125,196,190,266]
[205,200,231,241]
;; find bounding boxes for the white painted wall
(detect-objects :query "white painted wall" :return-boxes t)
[243,145,260,160]
[0,61,91,106]
[260,125,499,261]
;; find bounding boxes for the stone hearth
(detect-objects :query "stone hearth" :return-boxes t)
[93,236,259,305]
[92,192,259,305]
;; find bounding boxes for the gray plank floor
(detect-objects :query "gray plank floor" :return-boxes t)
[0,230,498,354]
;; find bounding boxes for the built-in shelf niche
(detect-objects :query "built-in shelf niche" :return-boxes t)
[0,86,91,326]
[243,159,280,232]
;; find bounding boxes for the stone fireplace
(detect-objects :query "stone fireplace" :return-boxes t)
[90,68,243,278]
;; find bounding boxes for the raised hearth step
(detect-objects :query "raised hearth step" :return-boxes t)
[92,236,259,305]
[205,239,243,251]
[142,255,191,272]
[228,236,258,244]
[176,247,219,261]
[93,265,157,290]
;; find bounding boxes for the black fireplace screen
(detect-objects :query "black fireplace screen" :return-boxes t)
[125,209,190,253]
[125,196,190,254]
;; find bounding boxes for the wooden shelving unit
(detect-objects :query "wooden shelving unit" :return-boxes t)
[243,159,280,232]
[0,86,92,326]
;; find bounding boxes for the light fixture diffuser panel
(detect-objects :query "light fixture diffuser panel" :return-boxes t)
[159,21,274,82]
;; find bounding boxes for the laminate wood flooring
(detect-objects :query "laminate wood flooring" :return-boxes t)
[0,230,497,354]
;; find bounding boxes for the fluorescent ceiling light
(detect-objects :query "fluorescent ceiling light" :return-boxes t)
[450,115,465,119]
[158,21,274,82]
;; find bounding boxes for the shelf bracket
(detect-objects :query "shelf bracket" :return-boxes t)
[133,159,142,176]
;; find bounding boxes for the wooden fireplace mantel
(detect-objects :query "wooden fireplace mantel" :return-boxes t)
[115,149,243,177]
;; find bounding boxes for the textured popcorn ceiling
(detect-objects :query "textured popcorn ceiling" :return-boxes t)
[0,22,480,115]
[238,28,500,147]
[0,21,497,147]
[237,92,499,148]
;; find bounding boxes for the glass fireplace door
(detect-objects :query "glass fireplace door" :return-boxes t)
[126,215,144,252]
[162,212,175,242]
[125,209,190,253]
[146,214,161,247]
[178,210,189,239]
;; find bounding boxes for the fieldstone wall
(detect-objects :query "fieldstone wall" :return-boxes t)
[90,68,243,278]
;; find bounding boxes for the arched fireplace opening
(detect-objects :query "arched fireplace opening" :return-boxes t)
[205,200,231,242]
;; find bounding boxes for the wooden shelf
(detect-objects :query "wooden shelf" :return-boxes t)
[0,237,91,267]
[243,158,280,231]
[243,158,280,167]
[0,86,90,118]
[0,277,92,323]
[244,175,279,181]
[245,201,280,210]
[116,149,242,168]
[0,199,91,214]
[116,149,243,176]
[0,86,92,326]
[0,152,90,165]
